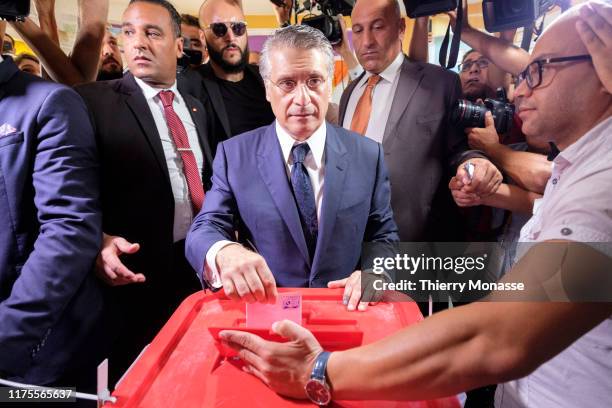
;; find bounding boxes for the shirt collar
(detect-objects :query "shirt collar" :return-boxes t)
[0,55,3,63]
[133,76,180,103]
[361,51,404,88]
[276,120,326,169]
[554,116,612,169]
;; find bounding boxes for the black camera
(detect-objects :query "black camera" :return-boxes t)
[451,89,515,134]
[302,14,342,45]
[404,0,457,18]
[300,0,354,45]
[482,0,556,32]
[0,0,29,21]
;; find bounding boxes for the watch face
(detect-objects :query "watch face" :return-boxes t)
[305,379,331,405]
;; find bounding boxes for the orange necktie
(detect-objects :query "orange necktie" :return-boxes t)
[350,74,381,135]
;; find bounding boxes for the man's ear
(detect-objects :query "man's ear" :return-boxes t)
[176,36,184,59]
[264,81,272,102]
[398,17,406,39]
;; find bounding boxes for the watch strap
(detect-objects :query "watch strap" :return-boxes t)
[311,351,331,381]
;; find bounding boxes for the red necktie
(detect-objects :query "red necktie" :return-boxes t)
[158,90,205,213]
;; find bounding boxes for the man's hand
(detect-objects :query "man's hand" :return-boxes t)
[456,157,502,197]
[216,244,278,304]
[466,111,500,152]
[576,2,612,94]
[449,176,482,207]
[328,270,367,311]
[95,233,145,286]
[271,0,292,26]
[220,320,322,399]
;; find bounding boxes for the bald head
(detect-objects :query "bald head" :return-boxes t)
[531,4,589,61]
[351,0,405,73]
[515,1,611,150]
[200,0,244,26]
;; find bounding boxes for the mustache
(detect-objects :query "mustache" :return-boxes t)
[102,55,120,65]
[288,107,316,116]
[222,43,241,52]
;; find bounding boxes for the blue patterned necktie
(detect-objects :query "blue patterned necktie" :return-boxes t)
[291,143,318,259]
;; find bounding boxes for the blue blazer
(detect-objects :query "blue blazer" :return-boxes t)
[186,122,399,288]
[0,58,104,384]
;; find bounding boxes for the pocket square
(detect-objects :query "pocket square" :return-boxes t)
[0,123,18,137]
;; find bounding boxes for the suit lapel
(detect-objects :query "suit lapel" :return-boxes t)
[121,73,172,189]
[311,125,348,279]
[256,125,311,266]
[338,71,365,126]
[382,57,424,150]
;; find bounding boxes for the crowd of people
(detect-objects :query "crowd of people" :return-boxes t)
[0,0,611,407]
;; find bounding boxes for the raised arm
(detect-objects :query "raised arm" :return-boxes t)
[408,16,428,63]
[448,9,530,75]
[10,0,108,85]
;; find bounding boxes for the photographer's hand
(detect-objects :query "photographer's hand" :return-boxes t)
[466,111,500,153]
[271,0,292,27]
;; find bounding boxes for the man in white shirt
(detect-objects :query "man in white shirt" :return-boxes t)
[75,0,214,385]
[185,25,399,307]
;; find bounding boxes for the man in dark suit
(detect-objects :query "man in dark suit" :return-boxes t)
[186,25,398,309]
[178,0,275,153]
[0,55,104,389]
[339,0,502,242]
[75,0,213,384]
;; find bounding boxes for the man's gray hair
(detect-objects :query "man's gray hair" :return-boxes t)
[259,25,334,81]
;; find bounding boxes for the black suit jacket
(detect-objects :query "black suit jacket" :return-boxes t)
[339,56,484,241]
[75,73,213,380]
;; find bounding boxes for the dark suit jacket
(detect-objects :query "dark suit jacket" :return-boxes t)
[75,73,214,380]
[0,57,104,385]
[178,63,273,152]
[339,55,483,241]
[186,123,399,288]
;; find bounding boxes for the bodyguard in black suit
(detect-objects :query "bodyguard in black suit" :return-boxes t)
[75,0,213,384]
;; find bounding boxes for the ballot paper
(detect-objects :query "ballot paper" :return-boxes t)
[246,292,302,329]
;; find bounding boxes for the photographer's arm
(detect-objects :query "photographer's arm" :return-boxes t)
[11,0,107,85]
[408,16,428,63]
[448,10,529,75]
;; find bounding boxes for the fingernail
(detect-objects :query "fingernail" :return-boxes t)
[343,296,349,305]
[358,304,367,311]
[348,304,355,311]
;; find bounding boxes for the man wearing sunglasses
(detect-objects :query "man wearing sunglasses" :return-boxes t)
[179,0,275,155]
[216,3,612,407]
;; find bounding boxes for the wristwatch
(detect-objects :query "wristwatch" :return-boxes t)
[304,351,332,406]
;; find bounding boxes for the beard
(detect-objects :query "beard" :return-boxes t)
[207,43,249,74]
[97,65,123,81]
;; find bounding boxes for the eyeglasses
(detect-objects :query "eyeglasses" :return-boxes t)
[459,58,489,72]
[517,54,592,89]
[205,22,247,38]
[269,77,327,94]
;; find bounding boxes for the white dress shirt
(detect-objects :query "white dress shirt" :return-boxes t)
[496,117,612,408]
[204,120,327,288]
[134,76,204,242]
[342,52,404,143]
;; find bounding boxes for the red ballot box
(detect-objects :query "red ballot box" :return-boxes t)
[103,288,460,408]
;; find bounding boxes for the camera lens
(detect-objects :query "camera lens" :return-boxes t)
[451,99,487,128]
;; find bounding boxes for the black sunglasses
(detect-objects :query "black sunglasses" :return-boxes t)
[205,22,247,38]
[517,54,592,90]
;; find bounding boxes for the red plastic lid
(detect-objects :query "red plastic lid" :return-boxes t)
[104,288,460,408]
